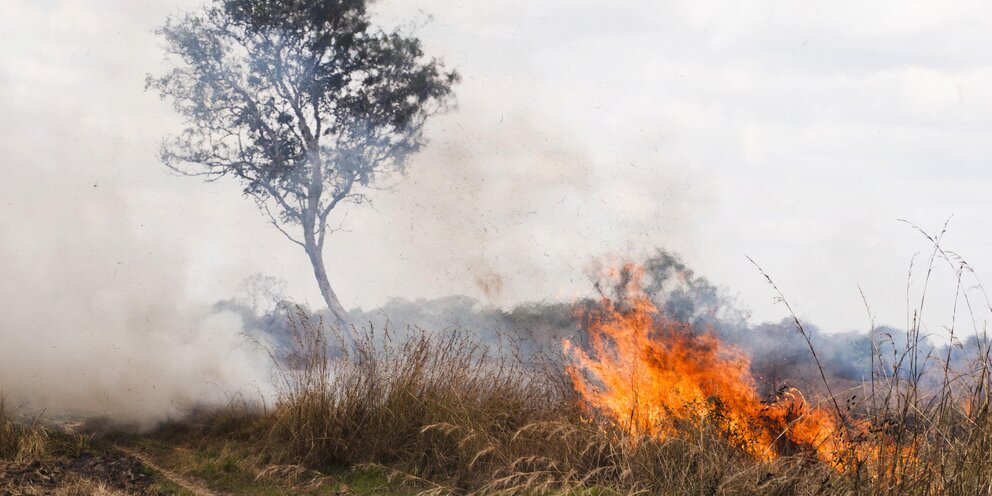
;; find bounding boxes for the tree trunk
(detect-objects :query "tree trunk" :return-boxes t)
[304,240,355,349]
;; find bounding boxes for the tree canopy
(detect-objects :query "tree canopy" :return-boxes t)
[148,0,458,324]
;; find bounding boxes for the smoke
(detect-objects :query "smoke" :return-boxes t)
[0,0,287,426]
[0,123,276,426]
[338,249,960,401]
[632,251,878,395]
[0,196,275,426]
[0,0,699,426]
[3,0,985,428]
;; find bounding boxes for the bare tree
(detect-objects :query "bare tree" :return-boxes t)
[148,0,458,336]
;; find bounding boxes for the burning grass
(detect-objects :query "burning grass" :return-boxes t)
[10,251,992,494]
[232,253,992,495]
[564,266,843,465]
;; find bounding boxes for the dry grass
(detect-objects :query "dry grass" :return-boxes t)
[47,476,125,496]
[7,301,991,494]
[263,308,574,491]
[16,226,992,494]
[0,396,67,463]
[246,250,992,496]
[249,308,768,494]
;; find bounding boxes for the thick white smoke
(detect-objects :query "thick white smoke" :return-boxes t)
[0,183,275,425]
[3,0,988,428]
[0,0,283,425]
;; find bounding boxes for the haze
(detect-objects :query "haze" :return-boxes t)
[2,0,991,419]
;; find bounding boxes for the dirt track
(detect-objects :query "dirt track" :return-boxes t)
[115,446,225,496]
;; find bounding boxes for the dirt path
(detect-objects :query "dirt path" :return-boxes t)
[114,446,227,496]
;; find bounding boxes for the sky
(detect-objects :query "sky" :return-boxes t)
[3,0,992,351]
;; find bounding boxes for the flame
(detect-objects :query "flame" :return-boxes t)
[564,264,844,463]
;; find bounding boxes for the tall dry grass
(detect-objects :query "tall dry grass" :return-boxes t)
[0,397,91,463]
[263,308,577,489]
[151,224,992,494]
[255,308,770,494]
[255,267,992,495]
[1,396,54,462]
[743,221,992,495]
[825,222,992,495]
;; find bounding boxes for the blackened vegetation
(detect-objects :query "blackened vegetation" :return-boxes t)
[147,0,458,331]
[0,454,159,496]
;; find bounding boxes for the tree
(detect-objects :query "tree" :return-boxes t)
[148,0,458,335]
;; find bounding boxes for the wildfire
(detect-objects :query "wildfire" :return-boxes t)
[564,264,844,463]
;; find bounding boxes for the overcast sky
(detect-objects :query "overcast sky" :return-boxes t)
[3,0,992,340]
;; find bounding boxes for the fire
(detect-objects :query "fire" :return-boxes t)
[564,264,844,463]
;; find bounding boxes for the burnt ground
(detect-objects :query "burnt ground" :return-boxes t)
[0,451,163,495]
[0,421,413,496]
[0,434,392,495]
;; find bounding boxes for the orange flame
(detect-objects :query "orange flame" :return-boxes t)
[564,264,844,463]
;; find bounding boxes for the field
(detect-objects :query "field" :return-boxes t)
[5,262,992,496]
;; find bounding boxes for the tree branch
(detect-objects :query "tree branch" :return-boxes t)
[261,201,305,248]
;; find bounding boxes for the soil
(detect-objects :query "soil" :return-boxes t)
[0,451,160,496]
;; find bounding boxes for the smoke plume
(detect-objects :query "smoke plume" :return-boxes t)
[0,172,275,427]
